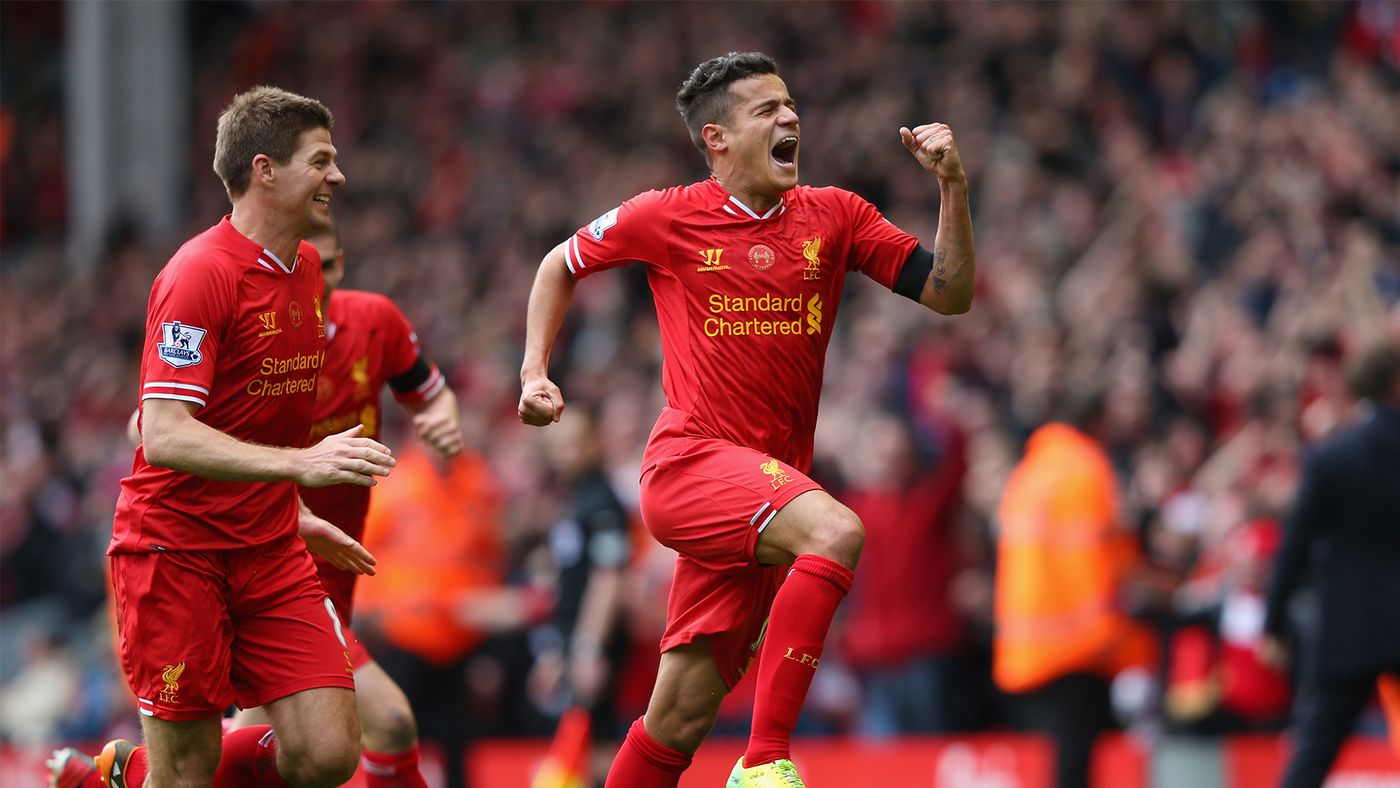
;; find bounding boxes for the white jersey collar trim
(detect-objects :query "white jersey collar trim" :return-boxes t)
[726,195,784,221]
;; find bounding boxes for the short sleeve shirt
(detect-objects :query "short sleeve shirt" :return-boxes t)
[298,289,441,541]
[111,217,327,552]
[565,178,918,471]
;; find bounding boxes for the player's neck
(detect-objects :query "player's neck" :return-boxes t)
[713,172,782,216]
[229,203,303,267]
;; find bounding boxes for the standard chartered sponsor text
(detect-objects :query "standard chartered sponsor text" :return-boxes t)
[247,351,323,396]
[705,292,819,337]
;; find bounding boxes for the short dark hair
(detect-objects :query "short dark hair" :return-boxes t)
[213,86,333,200]
[1347,340,1400,404]
[676,52,779,162]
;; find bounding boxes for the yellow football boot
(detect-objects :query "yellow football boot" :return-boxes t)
[725,757,806,787]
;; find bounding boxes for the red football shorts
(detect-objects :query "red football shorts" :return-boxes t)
[314,558,372,669]
[110,535,356,721]
[640,435,821,688]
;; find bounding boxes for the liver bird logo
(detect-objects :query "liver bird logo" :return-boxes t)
[801,236,823,280]
[162,662,185,691]
[760,459,793,490]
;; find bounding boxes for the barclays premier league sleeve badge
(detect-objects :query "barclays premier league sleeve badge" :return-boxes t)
[588,207,619,241]
[157,321,208,368]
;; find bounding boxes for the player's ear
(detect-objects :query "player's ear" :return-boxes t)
[701,123,726,155]
[251,153,276,188]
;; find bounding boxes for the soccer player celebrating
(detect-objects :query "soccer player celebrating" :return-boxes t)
[51,87,396,788]
[518,52,975,788]
[229,221,462,788]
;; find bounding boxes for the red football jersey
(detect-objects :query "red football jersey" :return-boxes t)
[567,178,918,471]
[112,217,326,552]
[299,289,441,541]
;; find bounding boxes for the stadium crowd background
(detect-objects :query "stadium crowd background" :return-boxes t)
[2,0,1398,784]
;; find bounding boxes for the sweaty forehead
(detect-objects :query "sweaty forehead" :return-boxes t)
[731,73,790,106]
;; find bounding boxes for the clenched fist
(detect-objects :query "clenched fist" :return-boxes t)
[900,123,965,184]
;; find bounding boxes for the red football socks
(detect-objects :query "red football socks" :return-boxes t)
[110,743,148,787]
[212,724,291,787]
[603,716,692,787]
[744,553,853,767]
[359,745,429,788]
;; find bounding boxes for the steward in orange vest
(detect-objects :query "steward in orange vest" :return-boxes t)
[994,422,1155,693]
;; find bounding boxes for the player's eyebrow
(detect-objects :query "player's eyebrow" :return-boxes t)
[754,97,797,114]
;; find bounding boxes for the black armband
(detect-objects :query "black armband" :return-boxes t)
[388,356,433,394]
[893,245,934,301]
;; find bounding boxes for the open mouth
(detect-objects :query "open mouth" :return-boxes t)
[313,195,331,207]
[771,136,798,167]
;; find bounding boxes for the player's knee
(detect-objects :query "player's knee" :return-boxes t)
[162,760,219,788]
[363,700,418,752]
[816,507,864,568]
[278,736,360,788]
[650,702,719,753]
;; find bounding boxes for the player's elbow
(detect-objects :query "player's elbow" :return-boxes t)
[940,296,972,316]
[926,292,973,316]
[140,433,176,468]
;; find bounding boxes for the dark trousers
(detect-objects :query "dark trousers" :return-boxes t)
[374,645,473,788]
[1280,668,1398,788]
[1009,673,1115,788]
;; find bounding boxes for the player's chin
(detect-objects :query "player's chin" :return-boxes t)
[305,210,332,233]
[769,159,798,188]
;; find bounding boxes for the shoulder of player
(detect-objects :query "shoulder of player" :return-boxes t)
[158,237,241,287]
[330,290,411,335]
[296,238,323,268]
[330,288,400,314]
[628,182,714,213]
[790,183,861,207]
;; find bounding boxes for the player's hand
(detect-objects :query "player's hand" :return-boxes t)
[518,375,564,427]
[569,648,608,706]
[900,123,965,183]
[1257,634,1291,670]
[299,510,377,575]
[296,425,396,487]
[414,389,464,458]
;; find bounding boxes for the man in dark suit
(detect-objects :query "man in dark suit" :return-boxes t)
[1263,339,1400,788]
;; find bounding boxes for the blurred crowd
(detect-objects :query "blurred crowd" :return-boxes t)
[3,0,1399,782]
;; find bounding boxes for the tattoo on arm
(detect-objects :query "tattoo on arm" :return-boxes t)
[932,246,948,294]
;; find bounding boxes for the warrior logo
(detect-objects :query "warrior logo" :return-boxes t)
[760,458,792,490]
[257,311,281,337]
[697,248,729,272]
[158,662,185,705]
[157,322,207,368]
[801,236,823,281]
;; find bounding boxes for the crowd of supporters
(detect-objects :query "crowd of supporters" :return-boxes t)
[3,0,1398,772]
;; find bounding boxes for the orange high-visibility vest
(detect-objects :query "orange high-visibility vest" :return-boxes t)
[1380,674,1400,757]
[357,445,506,666]
[993,424,1154,693]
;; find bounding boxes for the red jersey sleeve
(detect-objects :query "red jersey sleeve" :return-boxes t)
[564,190,669,279]
[139,257,236,409]
[378,296,445,405]
[837,188,921,291]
